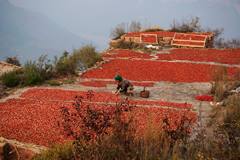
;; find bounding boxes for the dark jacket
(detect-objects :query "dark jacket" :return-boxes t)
[117,80,133,93]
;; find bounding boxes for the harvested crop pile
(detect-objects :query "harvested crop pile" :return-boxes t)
[0,88,196,146]
[82,59,239,82]
[158,48,240,65]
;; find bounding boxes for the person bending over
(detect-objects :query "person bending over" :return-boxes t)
[114,75,134,96]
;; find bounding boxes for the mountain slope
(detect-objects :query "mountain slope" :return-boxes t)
[0,0,87,62]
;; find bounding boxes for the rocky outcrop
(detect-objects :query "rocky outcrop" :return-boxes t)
[0,61,21,76]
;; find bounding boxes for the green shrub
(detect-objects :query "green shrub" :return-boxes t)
[22,55,54,86]
[72,45,102,68]
[54,51,76,75]
[1,70,22,87]
[23,62,43,85]
[35,55,54,80]
[1,55,54,87]
[54,46,101,76]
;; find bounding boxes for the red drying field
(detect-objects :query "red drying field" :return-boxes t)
[0,88,196,146]
[20,89,191,109]
[158,48,240,65]
[103,49,152,59]
[20,88,120,102]
[0,99,67,146]
[79,80,154,88]
[82,59,239,82]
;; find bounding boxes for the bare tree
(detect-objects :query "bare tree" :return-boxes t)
[129,21,142,32]
[215,38,240,48]
[110,23,127,40]
[170,17,202,33]
[204,27,224,40]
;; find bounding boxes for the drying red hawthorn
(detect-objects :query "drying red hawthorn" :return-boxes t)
[82,59,239,82]
[0,99,68,146]
[20,88,192,109]
[0,88,197,146]
[141,35,158,43]
[20,88,120,102]
[158,48,240,65]
[174,33,206,41]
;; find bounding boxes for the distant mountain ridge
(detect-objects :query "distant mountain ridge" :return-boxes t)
[0,0,87,62]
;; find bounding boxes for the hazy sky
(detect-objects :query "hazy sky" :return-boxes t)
[9,0,240,50]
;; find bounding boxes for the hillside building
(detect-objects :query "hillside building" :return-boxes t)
[116,31,214,48]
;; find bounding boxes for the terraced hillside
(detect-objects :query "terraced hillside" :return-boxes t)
[0,48,239,147]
